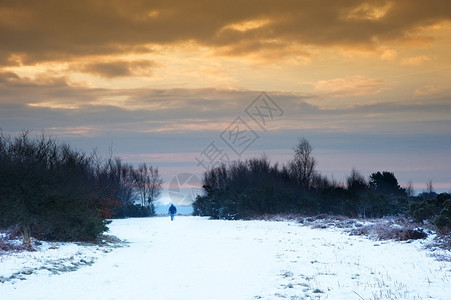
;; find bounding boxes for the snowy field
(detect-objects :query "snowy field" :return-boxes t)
[1,216,450,300]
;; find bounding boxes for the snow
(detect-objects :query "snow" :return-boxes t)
[1,216,450,299]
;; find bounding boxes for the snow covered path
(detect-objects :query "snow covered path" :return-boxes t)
[1,216,450,299]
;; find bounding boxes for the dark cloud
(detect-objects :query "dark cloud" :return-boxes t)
[79,60,156,78]
[82,62,132,78]
[0,71,20,82]
[1,73,450,191]
[1,73,450,138]
[0,73,103,106]
[1,0,450,66]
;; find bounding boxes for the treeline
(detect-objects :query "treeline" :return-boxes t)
[193,138,450,231]
[0,131,162,246]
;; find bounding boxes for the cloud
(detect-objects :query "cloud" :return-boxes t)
[79,60,157,78]
[0,71,20,82]
[82,62,132,78]
[312,76,385,97]
[0,73,262,135]
[220,18,273,33]
[1,0,450,66]
[400,55,431,65]
[380,48,398,61]
[343,2,393,21]
[413,85,441,96]
[1,72,449,140]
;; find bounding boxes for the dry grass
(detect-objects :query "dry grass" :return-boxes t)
[253,214,446,249]
[349,221,427,241]
[0,237,27,253]
[0,226,27,253]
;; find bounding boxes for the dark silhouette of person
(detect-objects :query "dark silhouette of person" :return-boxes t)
[168,204,177,221]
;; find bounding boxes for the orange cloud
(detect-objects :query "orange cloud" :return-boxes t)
[380,48,398,61]
[1,0,450,66]
[413,85,441,96]
[400,55,431,66]
[343,2,393,21]
[79,60,157,78]
[313,76,385,98]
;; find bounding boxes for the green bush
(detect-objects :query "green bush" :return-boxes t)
[114,204,153,218]
[1,132,121,244]
[434,199,451,230]
[192,157,415,220]
[410,193,451,231]
[33,195,110,241]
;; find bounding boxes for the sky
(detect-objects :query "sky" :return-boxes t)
[1,0,450,202]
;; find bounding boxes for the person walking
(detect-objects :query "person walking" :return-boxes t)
[168,204,177,221]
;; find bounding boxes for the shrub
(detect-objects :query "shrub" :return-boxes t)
[0,132,122,244]
[349,218,427,241]
[114,204,153,218]
[34,198,110,241]
[404,228,428,240]
[410,193,451,231]
[434,198,451,231]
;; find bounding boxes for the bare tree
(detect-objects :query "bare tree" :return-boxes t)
[346,168,370,218]
[119,163,137,206]
[346,168,367,192]
[405,180,414,200]
[288,138,316,190]
[135,163,150,207]
[426,180,434,195]
[134,163,163,211]
[147,166,163,205]
[104,157,137,207]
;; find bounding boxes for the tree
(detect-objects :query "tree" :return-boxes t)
[410,193,450,230]
[369,171,406,197]
[0,131,56,246]
[98,158,140,218]
[288,138,316,190]
[135,163,151,207]
[426,180,434,194]
[134,163,163,214]
[0,131,109,246]
[147,166,163,214]
[111,158,136,207]
[367,171,408,217]
[346,168,370,218]
[405,180,414,200]
[346,168,367,193]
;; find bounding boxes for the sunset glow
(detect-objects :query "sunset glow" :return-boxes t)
[1,0,450,194]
